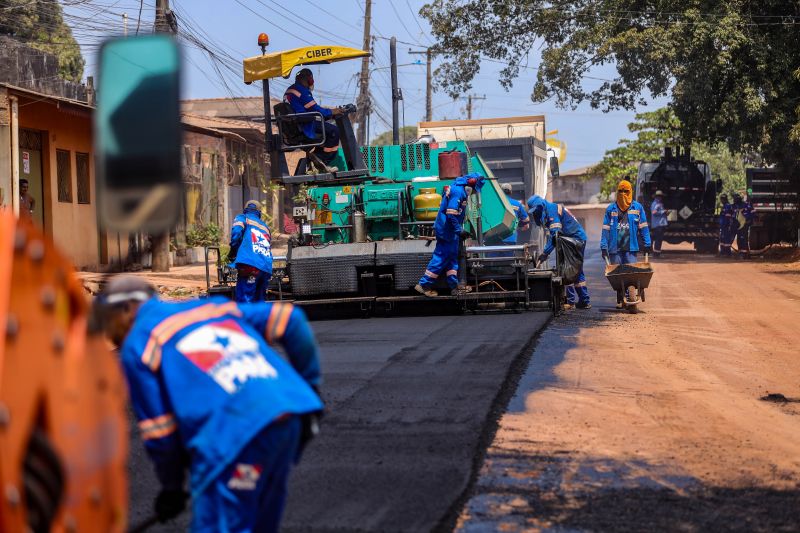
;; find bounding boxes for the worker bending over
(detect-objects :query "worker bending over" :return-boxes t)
[500,183,531,244]
[601,180,652,308]
[229,200,273,303]
[100,276,322,532]
[284,68,343,171]
[718,193,735,257]
[527,195,591,310]
[415,173,484,297]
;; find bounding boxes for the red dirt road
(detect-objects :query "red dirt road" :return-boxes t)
[459,254,800,531]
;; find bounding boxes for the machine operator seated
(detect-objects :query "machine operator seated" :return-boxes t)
[283,68,346,172]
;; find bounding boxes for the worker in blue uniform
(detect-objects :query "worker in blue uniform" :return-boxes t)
[415,173,484,297]
[284,68,343,170]
[229,200,273,303]
[718,193,735,257]
[527,195,591,309]
[501,182,531,244]
[649,190,669,257]
[732,192,755,259]
[100,275,323,533]
[601,180,652,308]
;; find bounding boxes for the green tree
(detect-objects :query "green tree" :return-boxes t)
[0,0,84,82]
[370,126,418,146]
[594,109,747,196]
[421,1,800,169]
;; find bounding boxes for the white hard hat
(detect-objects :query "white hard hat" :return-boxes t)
[500,183,513,194]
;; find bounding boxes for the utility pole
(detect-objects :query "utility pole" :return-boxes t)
[390,37,400,145]
[409,48,432,122]
[460,94,486,120]
[355,0,372,145]
[151,0,176,272]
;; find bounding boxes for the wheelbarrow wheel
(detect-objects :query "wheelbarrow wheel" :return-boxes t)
[626,285,639,314]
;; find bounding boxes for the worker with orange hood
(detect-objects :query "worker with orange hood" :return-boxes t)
[600,179,652,265]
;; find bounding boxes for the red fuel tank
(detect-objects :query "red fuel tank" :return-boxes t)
[438,150,468,179]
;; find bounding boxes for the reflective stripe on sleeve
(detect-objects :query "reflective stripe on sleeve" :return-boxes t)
[304,100,317,109]
[639,222,649,228]
[446,270,458,276]
[139,413,177,441]
[602,224,610,230]
[266,303,294,344]
[233,221,245,228]
[322,144,340,152]
[285,88,301,98]
[445,209,460,215]
[424,270,438,279]
[550,223,563,229]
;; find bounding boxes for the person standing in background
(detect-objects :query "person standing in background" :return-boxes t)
[649,190,668,258]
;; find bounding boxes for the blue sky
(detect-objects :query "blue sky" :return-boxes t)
[66,0,666,172]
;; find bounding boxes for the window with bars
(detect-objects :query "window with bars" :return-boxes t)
[56,149,72,203]
[76,152,90,204]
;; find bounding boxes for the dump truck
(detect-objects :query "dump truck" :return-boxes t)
[745,167,799,249]
[636,147,721,252]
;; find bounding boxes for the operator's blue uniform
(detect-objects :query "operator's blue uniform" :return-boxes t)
[719,201,735,256]
[121,297,322,533]
[419,174,484,289]
[600,200,652,265]
[284,83,340,163]
[527,195,590,305]
[732,198,755,257]
[503,197,531,245]
[230,205,273,303]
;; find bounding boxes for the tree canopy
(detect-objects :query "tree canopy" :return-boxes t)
[420,1,800,168]
[0,0,84,82]
[593,109,748,196]
[370,126,418,146]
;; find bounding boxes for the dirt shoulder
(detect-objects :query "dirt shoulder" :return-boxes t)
[459,254,800,531]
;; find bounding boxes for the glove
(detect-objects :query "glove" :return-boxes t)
[537,253,549,265]
[460,230,471,240]
[644,246,652,254]
[155,489,187,523]
[601,249,609,260]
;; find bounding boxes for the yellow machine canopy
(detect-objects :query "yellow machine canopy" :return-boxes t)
[244,45,369,83]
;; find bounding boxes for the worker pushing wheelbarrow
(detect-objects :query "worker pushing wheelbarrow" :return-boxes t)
[603,256,654,313]
[600,179,655,312]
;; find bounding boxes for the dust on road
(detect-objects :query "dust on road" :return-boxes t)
[460,254,800,531]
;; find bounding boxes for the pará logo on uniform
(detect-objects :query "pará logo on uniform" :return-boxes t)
[176,319,278,393]
[250,227,272,257]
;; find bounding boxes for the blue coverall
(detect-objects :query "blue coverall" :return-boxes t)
[486,195,531,257]
[120,297,323,532]
[419,174,484,289]
[719,201,735,256]
[284,83,340,163]
[732,199,755,257]
[649,197,668,254]
[527,195,590,305]
[230,206,273,303]
[600,201,652,265]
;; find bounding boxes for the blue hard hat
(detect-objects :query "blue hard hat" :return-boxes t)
[244,200,261,211]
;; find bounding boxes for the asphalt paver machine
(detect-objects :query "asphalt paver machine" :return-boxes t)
[233,36,561,314]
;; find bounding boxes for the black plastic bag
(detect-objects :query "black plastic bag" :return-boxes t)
[555,235,585,285]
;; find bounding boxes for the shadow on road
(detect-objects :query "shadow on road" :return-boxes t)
[461,451,800,533]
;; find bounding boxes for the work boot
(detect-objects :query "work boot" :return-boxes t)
[414,284,438,297]
[616,302,624,309]
[563,303,575,310]
[576,301,592,310]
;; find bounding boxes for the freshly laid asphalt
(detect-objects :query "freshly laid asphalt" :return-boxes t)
[127,311,550,532]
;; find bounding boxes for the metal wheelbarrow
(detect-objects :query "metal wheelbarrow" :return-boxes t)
[604,256,654,313]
